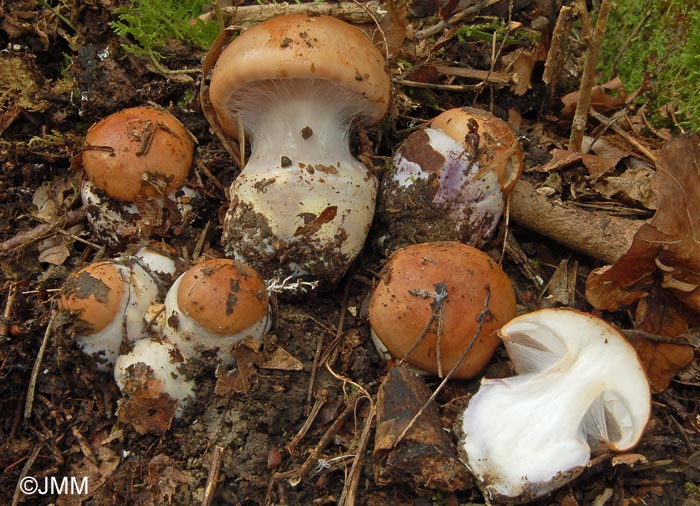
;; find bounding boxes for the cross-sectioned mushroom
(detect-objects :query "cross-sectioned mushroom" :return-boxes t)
[459,308,651,504]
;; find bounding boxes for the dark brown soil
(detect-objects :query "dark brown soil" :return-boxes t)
[1,1,699,506]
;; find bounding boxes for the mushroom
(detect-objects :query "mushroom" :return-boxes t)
[162,258,270,365]
[58,256,164,370]
[377,107,523,253]
[79,106,197,249]
[460,308,651,503]
[201,14,390,288]
[369,242,516,379]
[115,337,195,420]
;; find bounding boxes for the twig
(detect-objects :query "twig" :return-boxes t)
[393,78,477,92]
[569,0,613,151]
[285,388,329,455]
[589,109,658,163]
[11,442,43,506]
[393,286,492,447]
[0,208,87,255]
[413,0,499,40]
[276,402,355,487]
[337,400,376,506]
[1,281,18,338]
[397,283,448,375]
[24,312,56,419]
[434,65,513,84]
[201,446,225,506]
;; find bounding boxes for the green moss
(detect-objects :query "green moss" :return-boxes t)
[599,0,700,132]
[110,0,219,65]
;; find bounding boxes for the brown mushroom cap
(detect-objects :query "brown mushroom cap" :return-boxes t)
[176,258,268,335]
[430,107,523,195]
[59,261,126,334]
[81,107,194,202]
[369,242,516,379]
[208,14,390,139]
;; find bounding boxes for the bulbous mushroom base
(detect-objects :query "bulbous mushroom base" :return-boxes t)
[221,167,377,292]
[376,128,504,255]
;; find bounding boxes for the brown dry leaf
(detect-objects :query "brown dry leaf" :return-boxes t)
[502,49,536,96]
[117,394,177,435]
[586,135,700,313]
[537,148,622,178]
[586,135,700,390]
[259,347,304,371]
[594,167,657,209]
[560,77,627,120]
[379,0,408,59]
[630,292,696,391]
[137,454,196,506]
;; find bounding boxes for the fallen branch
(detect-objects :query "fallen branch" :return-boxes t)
[197,1,386,26]
[509,179,643,265]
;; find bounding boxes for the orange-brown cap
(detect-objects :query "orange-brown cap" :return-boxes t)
[176,258,268,335]
[208,14,390,139]
[59,261,126,334]
[430,107,523,195]
[81,106,194,202]
[369,242,516,379]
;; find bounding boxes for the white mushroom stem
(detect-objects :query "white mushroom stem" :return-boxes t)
[461,309,651,502]
[223,80,378,277]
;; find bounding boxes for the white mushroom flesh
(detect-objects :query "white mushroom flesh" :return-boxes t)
[460,308,651,502]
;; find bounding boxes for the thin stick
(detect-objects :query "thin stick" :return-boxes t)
[201,446,225,506]
[337,400,376,506]
[393,287,491,447]
[569,0,613,151]
[1,281,18,338]
[589,109,658,163]
[24,313,56,419]
[0,208,86,255]
[11,443,43,506]
[414,0,497,40]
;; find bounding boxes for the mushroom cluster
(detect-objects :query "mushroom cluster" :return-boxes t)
[377,107,523,252]
[58,250,271,424]
[459,308,651,503]
[78,106,198,249]
[201,14,391,289]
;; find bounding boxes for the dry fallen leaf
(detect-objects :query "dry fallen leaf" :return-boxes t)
[586,134,700,390]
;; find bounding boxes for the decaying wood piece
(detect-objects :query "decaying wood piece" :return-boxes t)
[0,208,87,256]
[198,2,387,26]
[374,366,471,492]
[509,180,643,265]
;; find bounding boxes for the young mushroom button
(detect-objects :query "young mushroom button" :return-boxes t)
[378,107,523,253]
[79,106,196,250]
[369,242,517,379]
[163,258,271,365]
[202,14,391,290]
[460,308,652,503]
[58,258,161,371]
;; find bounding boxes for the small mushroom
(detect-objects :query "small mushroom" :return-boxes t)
[114,337,195,420]
[78,106,196,249]
[377,107,523,253]
[162,258,271,365]
[460,308,651,503]
[202,14,390,289]
[369,242,516,379]
[58,257,163,370]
